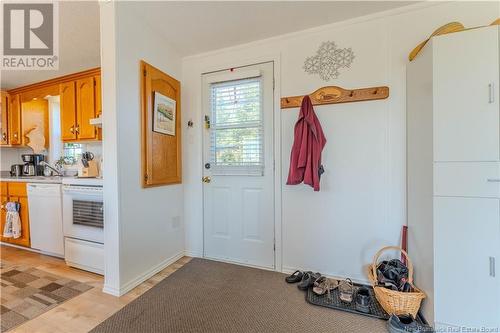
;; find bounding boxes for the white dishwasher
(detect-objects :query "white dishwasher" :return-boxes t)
[27,183,64,257]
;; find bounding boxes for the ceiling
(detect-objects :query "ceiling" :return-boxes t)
[132,1,417,56]
[1,1,101,90]
[1,1,417,90]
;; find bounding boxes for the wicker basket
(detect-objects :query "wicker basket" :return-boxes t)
[367,246,426,317]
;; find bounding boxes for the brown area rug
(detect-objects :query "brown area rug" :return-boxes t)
[0,261,92,332]
[91,258,387,333]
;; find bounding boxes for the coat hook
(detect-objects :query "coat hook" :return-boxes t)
[349,91,354,97]
[373,89,378,95]
[286,98,290,103]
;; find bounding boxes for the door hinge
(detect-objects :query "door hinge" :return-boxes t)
[273,243,276,251]
[143,69,147,76]
[273,78,275,91]
[144,174,149,181]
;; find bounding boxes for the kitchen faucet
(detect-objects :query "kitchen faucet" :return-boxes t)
[40,161,63,176]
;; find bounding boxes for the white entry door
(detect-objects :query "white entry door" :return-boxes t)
[202,62,274,269]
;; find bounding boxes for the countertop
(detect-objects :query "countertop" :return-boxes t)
[1,172,103,186]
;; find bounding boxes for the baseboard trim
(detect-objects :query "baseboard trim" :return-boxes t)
[102,284,121,297]
[103,251,185,297]
[282,266,370,286]
[184,250,202,258]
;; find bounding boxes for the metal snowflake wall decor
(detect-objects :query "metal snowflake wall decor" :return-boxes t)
[303,41,355,81]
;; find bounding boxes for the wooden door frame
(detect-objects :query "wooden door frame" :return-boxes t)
[199,54,282,272]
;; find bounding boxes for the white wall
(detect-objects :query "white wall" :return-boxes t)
[182,1,498,289]
[0,147,32,171]
[100,2,185,295]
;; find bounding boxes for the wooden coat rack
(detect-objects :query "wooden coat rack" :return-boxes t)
[280,85,389,109]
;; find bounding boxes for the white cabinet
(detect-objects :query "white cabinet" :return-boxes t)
[407,26,500,329]
[434,197,500,328]
[433,27,499,162]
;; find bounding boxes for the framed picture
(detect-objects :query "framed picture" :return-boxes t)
[153,91,176,136]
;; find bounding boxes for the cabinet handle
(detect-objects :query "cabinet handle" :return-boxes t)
[70,126,74,134]
[487,178,500,183]
[13,132,18,139]
[489,83,495,104]
[2,133,6,141]
[490,257,496,277]
[75,125,80,134]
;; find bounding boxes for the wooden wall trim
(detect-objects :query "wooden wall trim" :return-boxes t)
[7,67,101,95]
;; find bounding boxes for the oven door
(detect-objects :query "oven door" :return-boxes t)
[62,185,104,243]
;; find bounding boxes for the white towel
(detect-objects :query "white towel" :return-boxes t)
[3,202,21,239]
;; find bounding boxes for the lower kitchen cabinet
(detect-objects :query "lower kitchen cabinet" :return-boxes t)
[0,182,31,248]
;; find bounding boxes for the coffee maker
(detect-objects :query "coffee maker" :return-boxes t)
[21,154,45,176]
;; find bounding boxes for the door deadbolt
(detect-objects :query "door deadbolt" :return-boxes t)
[205,163,211,169]
[202,176,211,183]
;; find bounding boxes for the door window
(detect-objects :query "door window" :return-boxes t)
[209,77,263,175]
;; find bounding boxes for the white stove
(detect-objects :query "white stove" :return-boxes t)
[62,177,104,275]
[62,177,103,187]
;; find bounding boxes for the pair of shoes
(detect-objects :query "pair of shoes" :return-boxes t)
[285,270,304,283]
[312,276,339,297]
[338,278,354,303]
[298,271,320,290]
[387,314,424,333]
[355,287,371,313]
[284,270,322,290]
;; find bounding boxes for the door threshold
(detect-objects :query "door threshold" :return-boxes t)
[203,255,275,272]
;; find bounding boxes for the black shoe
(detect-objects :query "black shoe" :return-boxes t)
[285,270,304,283]
[354,287,371,313]
[297,272,320,290]
[388,314,424,333]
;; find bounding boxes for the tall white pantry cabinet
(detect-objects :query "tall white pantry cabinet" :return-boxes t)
[407,26,500,329]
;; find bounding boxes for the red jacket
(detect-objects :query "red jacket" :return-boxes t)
[286,96,327,191]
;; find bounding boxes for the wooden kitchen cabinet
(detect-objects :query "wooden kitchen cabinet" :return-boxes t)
[21,99,49,148]
[0,182,30,248]
[1,91,8,145]
[60,81,77,141]
[95,75,102,117]
[76,77,97,140]
[8,94,21,145]
[59,74,101,142]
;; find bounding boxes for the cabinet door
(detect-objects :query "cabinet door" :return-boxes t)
[95,75,102,117]
[76,77,97,140]
[21,99,49,147]
[0,194,8,243]
[434,196,500,328]
[16,196,31,247]
[434,26,499,162]
[1,92,8,145]
[8,94,21,145]
[60,82,77,141]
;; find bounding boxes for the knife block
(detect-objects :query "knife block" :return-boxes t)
[78,160,99,178]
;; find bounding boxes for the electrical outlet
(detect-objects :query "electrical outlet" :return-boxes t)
[171,216,181,229]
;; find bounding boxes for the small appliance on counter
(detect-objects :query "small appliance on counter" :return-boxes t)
[10,164,24,177]
[22,154,45,176]
[78,152,99,178]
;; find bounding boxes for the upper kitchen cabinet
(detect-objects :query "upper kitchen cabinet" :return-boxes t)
[59,71,102,142]
[433,26,499,162]
[95,75,102,118]
[76,77,97,140]
[60,81,78,141]
[0,91,8,145]
[21,99,49,148]
[8,94,22,145]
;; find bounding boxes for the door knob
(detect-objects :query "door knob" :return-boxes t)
[202,176,211,183]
